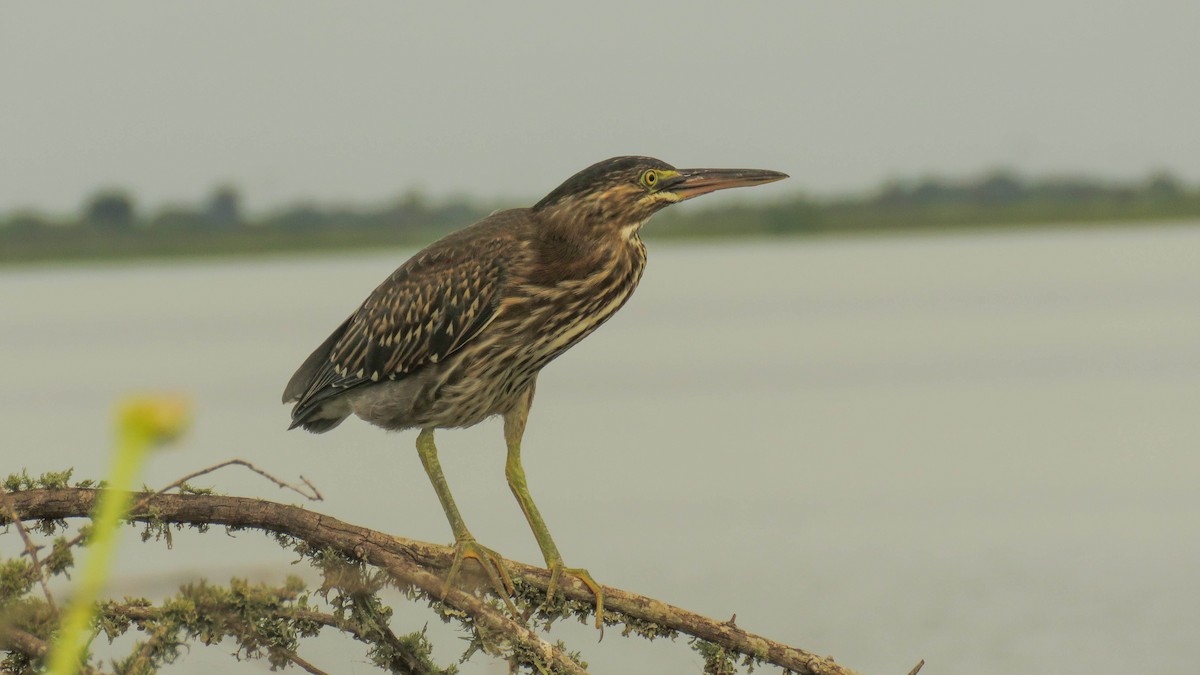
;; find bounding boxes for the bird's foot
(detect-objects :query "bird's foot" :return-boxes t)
[445,537,518,615]
[546,562,605,629]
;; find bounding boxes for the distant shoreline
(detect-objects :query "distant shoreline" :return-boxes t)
[5,170,1199,267]
[2,213,1198,269]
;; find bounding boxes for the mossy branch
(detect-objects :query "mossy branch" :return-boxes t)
[3,487,900,675]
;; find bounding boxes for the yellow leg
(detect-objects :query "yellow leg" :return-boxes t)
[416,428,515,611]
[503,385,605,628]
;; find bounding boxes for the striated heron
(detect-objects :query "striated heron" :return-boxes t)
[283,156,787,623]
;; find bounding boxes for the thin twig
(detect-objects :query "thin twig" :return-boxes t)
[281,649,329,675]
[906,659,925,675]
[152,458,323,502]
[124,622,173,674]
[0,483,57,611]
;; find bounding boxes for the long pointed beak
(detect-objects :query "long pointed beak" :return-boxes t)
[667,167,789,200]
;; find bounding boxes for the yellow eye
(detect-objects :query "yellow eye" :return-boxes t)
[641,170,658,188]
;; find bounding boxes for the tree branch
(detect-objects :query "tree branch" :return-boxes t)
[106,603,420,671]
[0,484,57,611]
[0,626,105,675]
[0,626,49,659]
[4,488,873,675]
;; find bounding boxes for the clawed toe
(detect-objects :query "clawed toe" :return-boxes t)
[546,562,605,629]
[445,537,517,615]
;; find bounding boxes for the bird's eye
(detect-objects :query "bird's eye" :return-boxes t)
[641,170,658,188]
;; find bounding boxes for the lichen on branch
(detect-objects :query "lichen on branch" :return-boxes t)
[2,478,888,674]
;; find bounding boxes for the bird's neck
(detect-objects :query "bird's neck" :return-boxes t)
[526,214,646,287]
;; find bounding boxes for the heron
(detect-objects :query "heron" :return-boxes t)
[284,156,787,623]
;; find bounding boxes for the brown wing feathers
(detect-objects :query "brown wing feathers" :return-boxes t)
[341,254,505,382]
[284,229,514,425]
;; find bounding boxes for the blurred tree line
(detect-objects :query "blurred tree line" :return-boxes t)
[2,169,1198,264]
[651,168,1200,237]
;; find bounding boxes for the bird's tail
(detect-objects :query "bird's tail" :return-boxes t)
[286,390,351,434]
[289,412,348,434]
[283,316,354,434]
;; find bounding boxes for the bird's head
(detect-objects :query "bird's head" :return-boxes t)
[533,156,788,236]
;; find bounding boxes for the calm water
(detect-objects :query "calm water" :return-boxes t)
[3,223,1199,673]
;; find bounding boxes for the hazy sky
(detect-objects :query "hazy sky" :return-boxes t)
[3,2,1198,215]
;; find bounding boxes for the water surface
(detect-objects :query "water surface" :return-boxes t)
[3,223,1198,673]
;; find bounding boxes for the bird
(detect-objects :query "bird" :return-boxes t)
[282,156,787,623]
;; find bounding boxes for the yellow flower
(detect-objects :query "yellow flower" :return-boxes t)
[116,394,191,446]
[48,393,191,674]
